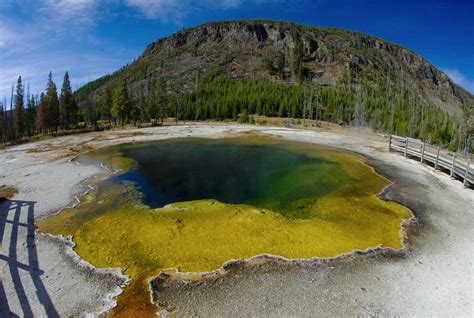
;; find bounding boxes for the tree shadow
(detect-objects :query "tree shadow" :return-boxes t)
[0,200,59,317]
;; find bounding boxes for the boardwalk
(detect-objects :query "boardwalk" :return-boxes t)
[389,135,473,187]
[0,200,59,317]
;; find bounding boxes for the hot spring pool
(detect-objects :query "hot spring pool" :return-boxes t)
[38,137,412,316]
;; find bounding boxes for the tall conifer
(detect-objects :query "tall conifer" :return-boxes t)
[100,87,113,124]
[14,76,25,138]
[36,92,46,133]
[112,80,130,126]
[26,95,37,136]
[59,72,77,129]
[45,72,60,132]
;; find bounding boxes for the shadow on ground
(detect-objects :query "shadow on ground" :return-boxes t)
[0,199,59,317]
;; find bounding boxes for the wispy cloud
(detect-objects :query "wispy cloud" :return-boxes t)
[0,0,274,102]
[123,0,266,20]
[38,0,99,32]
[0,23,14,48]
[125,0,188,20]
[40,0,97,17]
[0,0,123,101]
[444,68,474,94]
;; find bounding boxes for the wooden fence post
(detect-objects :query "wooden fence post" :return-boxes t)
[404,137,408,157]
[434,147,440,170]
[420,141,425,163]
[464,158,471,187]
[450,153,456,177]
[388,135,392,151]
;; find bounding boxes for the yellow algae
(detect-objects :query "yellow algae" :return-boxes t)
[37,138,412,317]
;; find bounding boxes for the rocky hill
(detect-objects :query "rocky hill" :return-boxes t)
[76,20,473,116]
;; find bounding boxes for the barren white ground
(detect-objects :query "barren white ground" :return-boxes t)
[0,124,473,316]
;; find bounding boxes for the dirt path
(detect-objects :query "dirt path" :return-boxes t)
[0,124,472,316]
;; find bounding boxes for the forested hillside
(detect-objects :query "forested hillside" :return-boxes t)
[74,20,473,151]
[1,20,473,151]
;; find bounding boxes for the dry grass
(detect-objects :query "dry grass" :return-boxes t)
[0,185,18,201]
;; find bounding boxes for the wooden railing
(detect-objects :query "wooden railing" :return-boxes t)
[389,135,473,187]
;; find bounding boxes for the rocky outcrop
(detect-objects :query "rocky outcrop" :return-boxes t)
[77,20,473,115]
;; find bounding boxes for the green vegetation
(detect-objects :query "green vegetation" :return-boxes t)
[172,72,468,150]
[1,70,472,152]
[44,72,61,132]
[112,79,132,126]
[38,139,413,317]
[264,53,286,79]
[292,34,309,81]
[67,20,472,152]
[1,20,472,152]
[13,76,25,139]
[59,72,78,130]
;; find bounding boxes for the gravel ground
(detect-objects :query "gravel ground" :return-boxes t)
[1,124,472,317]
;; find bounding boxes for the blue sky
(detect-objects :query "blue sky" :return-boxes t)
[1,0,473,103]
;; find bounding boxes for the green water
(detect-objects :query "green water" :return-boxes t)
[85,138,351,219]
[39,137,412,317]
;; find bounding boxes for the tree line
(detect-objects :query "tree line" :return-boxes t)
[174,72,471,152]
[0,72,78,142]
[1,69,472,152]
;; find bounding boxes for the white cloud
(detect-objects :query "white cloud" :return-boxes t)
[0,46,131,105]
[203,0,244,9]
[123,0,264,20]
[41,0,97,13]
[0,0,131,103]
[0,22,14,48]
[124,0,187,19]
[444,68,474,94]
[0,0,276,102]
[39,0,99,29]
[0,0,103,98]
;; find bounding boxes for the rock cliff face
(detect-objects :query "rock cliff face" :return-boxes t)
[76,20,473,115]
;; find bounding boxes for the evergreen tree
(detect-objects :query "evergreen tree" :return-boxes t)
[2,67,463,151]
[292,36,306,81]
[100,87,113,124]
[264,54,276,75]
[277,53,286,79]
[25,95,37,136]
[84,96,98,131]
[0,102,4,143]
[130,98,141,127]
[7,85,13,141]
[150,77,167,124]
[137,83,148,125]
[59,72,77,129]
[112,79,131,126]
[14,76,25,138]
[36,93,46,133]
[172,79,183,123]
[45,72,60,132]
